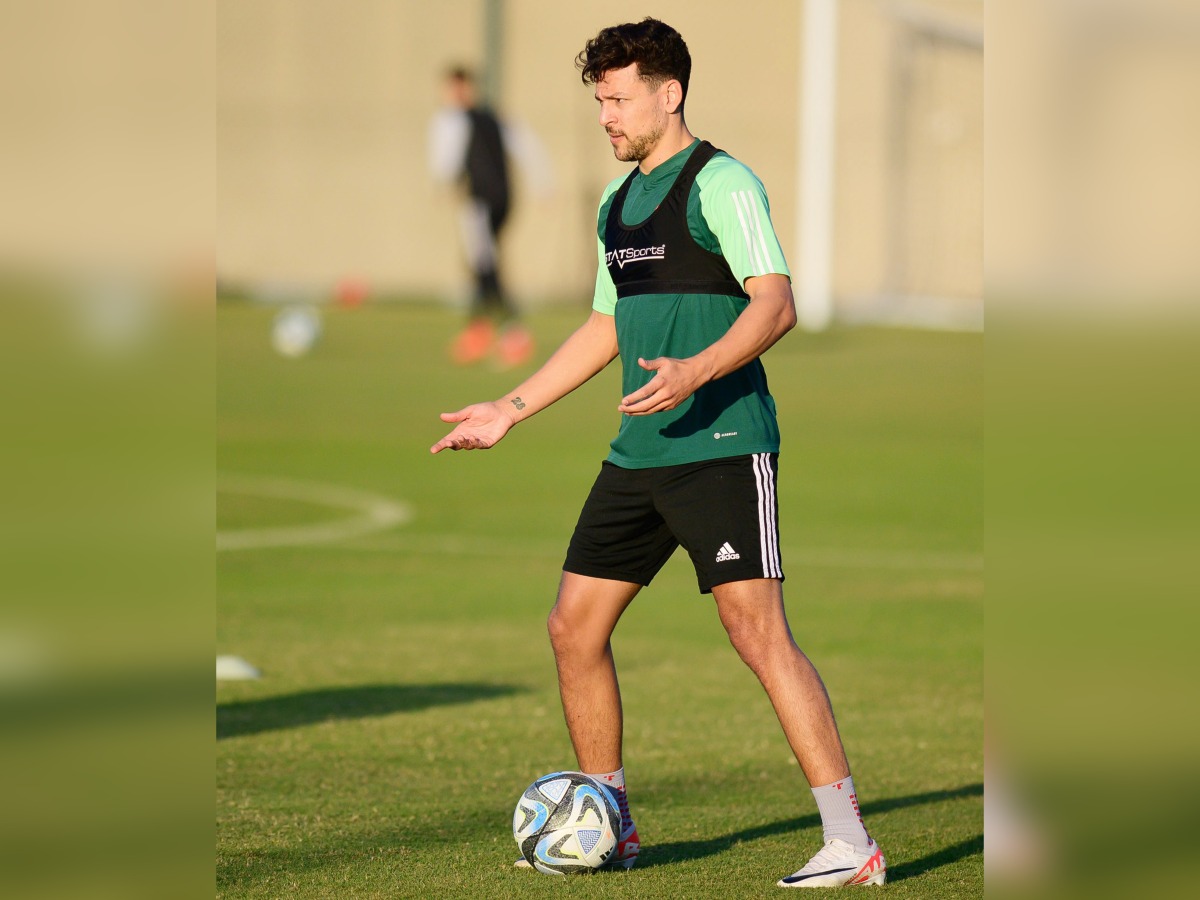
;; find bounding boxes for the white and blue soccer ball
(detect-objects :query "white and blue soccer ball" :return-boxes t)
[513,771,620,875]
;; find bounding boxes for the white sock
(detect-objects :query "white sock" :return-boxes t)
[811,776,872,850]
[586,767,633,832]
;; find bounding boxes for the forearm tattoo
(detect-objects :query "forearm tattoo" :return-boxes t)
[511,397,526,411]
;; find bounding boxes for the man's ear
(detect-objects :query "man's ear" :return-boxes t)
[663,79,684,114]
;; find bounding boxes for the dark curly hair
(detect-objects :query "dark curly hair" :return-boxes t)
[576,18,691,108]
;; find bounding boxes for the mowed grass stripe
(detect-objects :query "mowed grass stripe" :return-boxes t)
[324,531,983,573]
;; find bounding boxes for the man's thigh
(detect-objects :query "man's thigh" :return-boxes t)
[563,462,679,587]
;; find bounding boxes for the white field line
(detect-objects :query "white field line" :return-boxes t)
[216,474,412,551]
[215,475,980,573]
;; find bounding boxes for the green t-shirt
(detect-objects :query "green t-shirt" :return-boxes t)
[593,139,792,469]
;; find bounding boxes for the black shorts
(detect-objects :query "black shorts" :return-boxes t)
[563,453,784,594]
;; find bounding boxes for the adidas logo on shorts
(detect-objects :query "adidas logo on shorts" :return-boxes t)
[715,542,741,562]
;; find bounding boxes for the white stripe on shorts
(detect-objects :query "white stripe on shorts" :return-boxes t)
[752,453,782,578]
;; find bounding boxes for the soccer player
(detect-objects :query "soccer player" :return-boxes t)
[428,66,548,368]
[431,19,886,888]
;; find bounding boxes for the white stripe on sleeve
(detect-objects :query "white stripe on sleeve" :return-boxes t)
[743,191,776,275]
[732,190,767,276]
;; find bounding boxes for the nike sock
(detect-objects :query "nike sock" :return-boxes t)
[587,767,633,832]
[811,776,871,850]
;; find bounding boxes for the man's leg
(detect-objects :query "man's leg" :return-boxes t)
[711,578,848,785]
[450,201,498,364]
[546,572,639,772]
[482,212,535,369]
[711,578,885,887]
[546,571,642,866]
[710,580,844,787]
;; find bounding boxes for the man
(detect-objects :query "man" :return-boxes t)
[428,66,544,368]
[431,19,885,888]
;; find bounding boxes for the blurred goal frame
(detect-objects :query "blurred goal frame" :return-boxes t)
[800,1,983,332]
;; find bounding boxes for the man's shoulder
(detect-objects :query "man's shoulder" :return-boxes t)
[696,149,764,192]
[430,106,468,131]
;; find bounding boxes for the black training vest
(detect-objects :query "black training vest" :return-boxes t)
[464,107,510,217]
[604,141,749,301]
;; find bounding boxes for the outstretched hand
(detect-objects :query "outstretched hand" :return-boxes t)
[430,401,516,453]
[617,356,711,416]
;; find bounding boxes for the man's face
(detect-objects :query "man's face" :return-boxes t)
[444,76,475,109]
[595,64,669,163]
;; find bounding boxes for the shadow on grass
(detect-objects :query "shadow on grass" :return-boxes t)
[887,831,983,882]
[217,682,524,739]
[641,782,983,874]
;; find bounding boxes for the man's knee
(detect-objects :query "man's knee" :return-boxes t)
[715,583,795,672]
[546,603,570,647]
[723,617,773,670]
[546,574,639,658]
[546,596,592,654]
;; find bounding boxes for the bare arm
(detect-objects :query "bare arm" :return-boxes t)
[617,273,797,416]
[430,310,619,453]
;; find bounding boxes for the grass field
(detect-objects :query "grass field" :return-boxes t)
[216,301,983,899]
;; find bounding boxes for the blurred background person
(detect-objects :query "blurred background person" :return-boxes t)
[428,65,552,369]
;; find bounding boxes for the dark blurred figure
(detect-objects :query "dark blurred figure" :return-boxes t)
[428,66,549,369]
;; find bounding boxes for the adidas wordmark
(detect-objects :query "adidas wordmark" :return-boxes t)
[716,542,741,562]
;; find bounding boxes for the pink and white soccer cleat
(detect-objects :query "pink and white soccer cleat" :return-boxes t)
[777,838,887,887]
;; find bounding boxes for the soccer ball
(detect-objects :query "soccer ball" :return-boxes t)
[513,771,620,875]
[271,305,322,358]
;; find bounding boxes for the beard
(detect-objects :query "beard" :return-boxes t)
[611,119,666,162]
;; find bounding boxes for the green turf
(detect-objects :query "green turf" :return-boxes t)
[217,492,346,530]
[217,302,982,898]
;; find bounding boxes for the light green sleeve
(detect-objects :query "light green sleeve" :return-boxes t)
[591,177,626,315]
[695,155,791,286]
